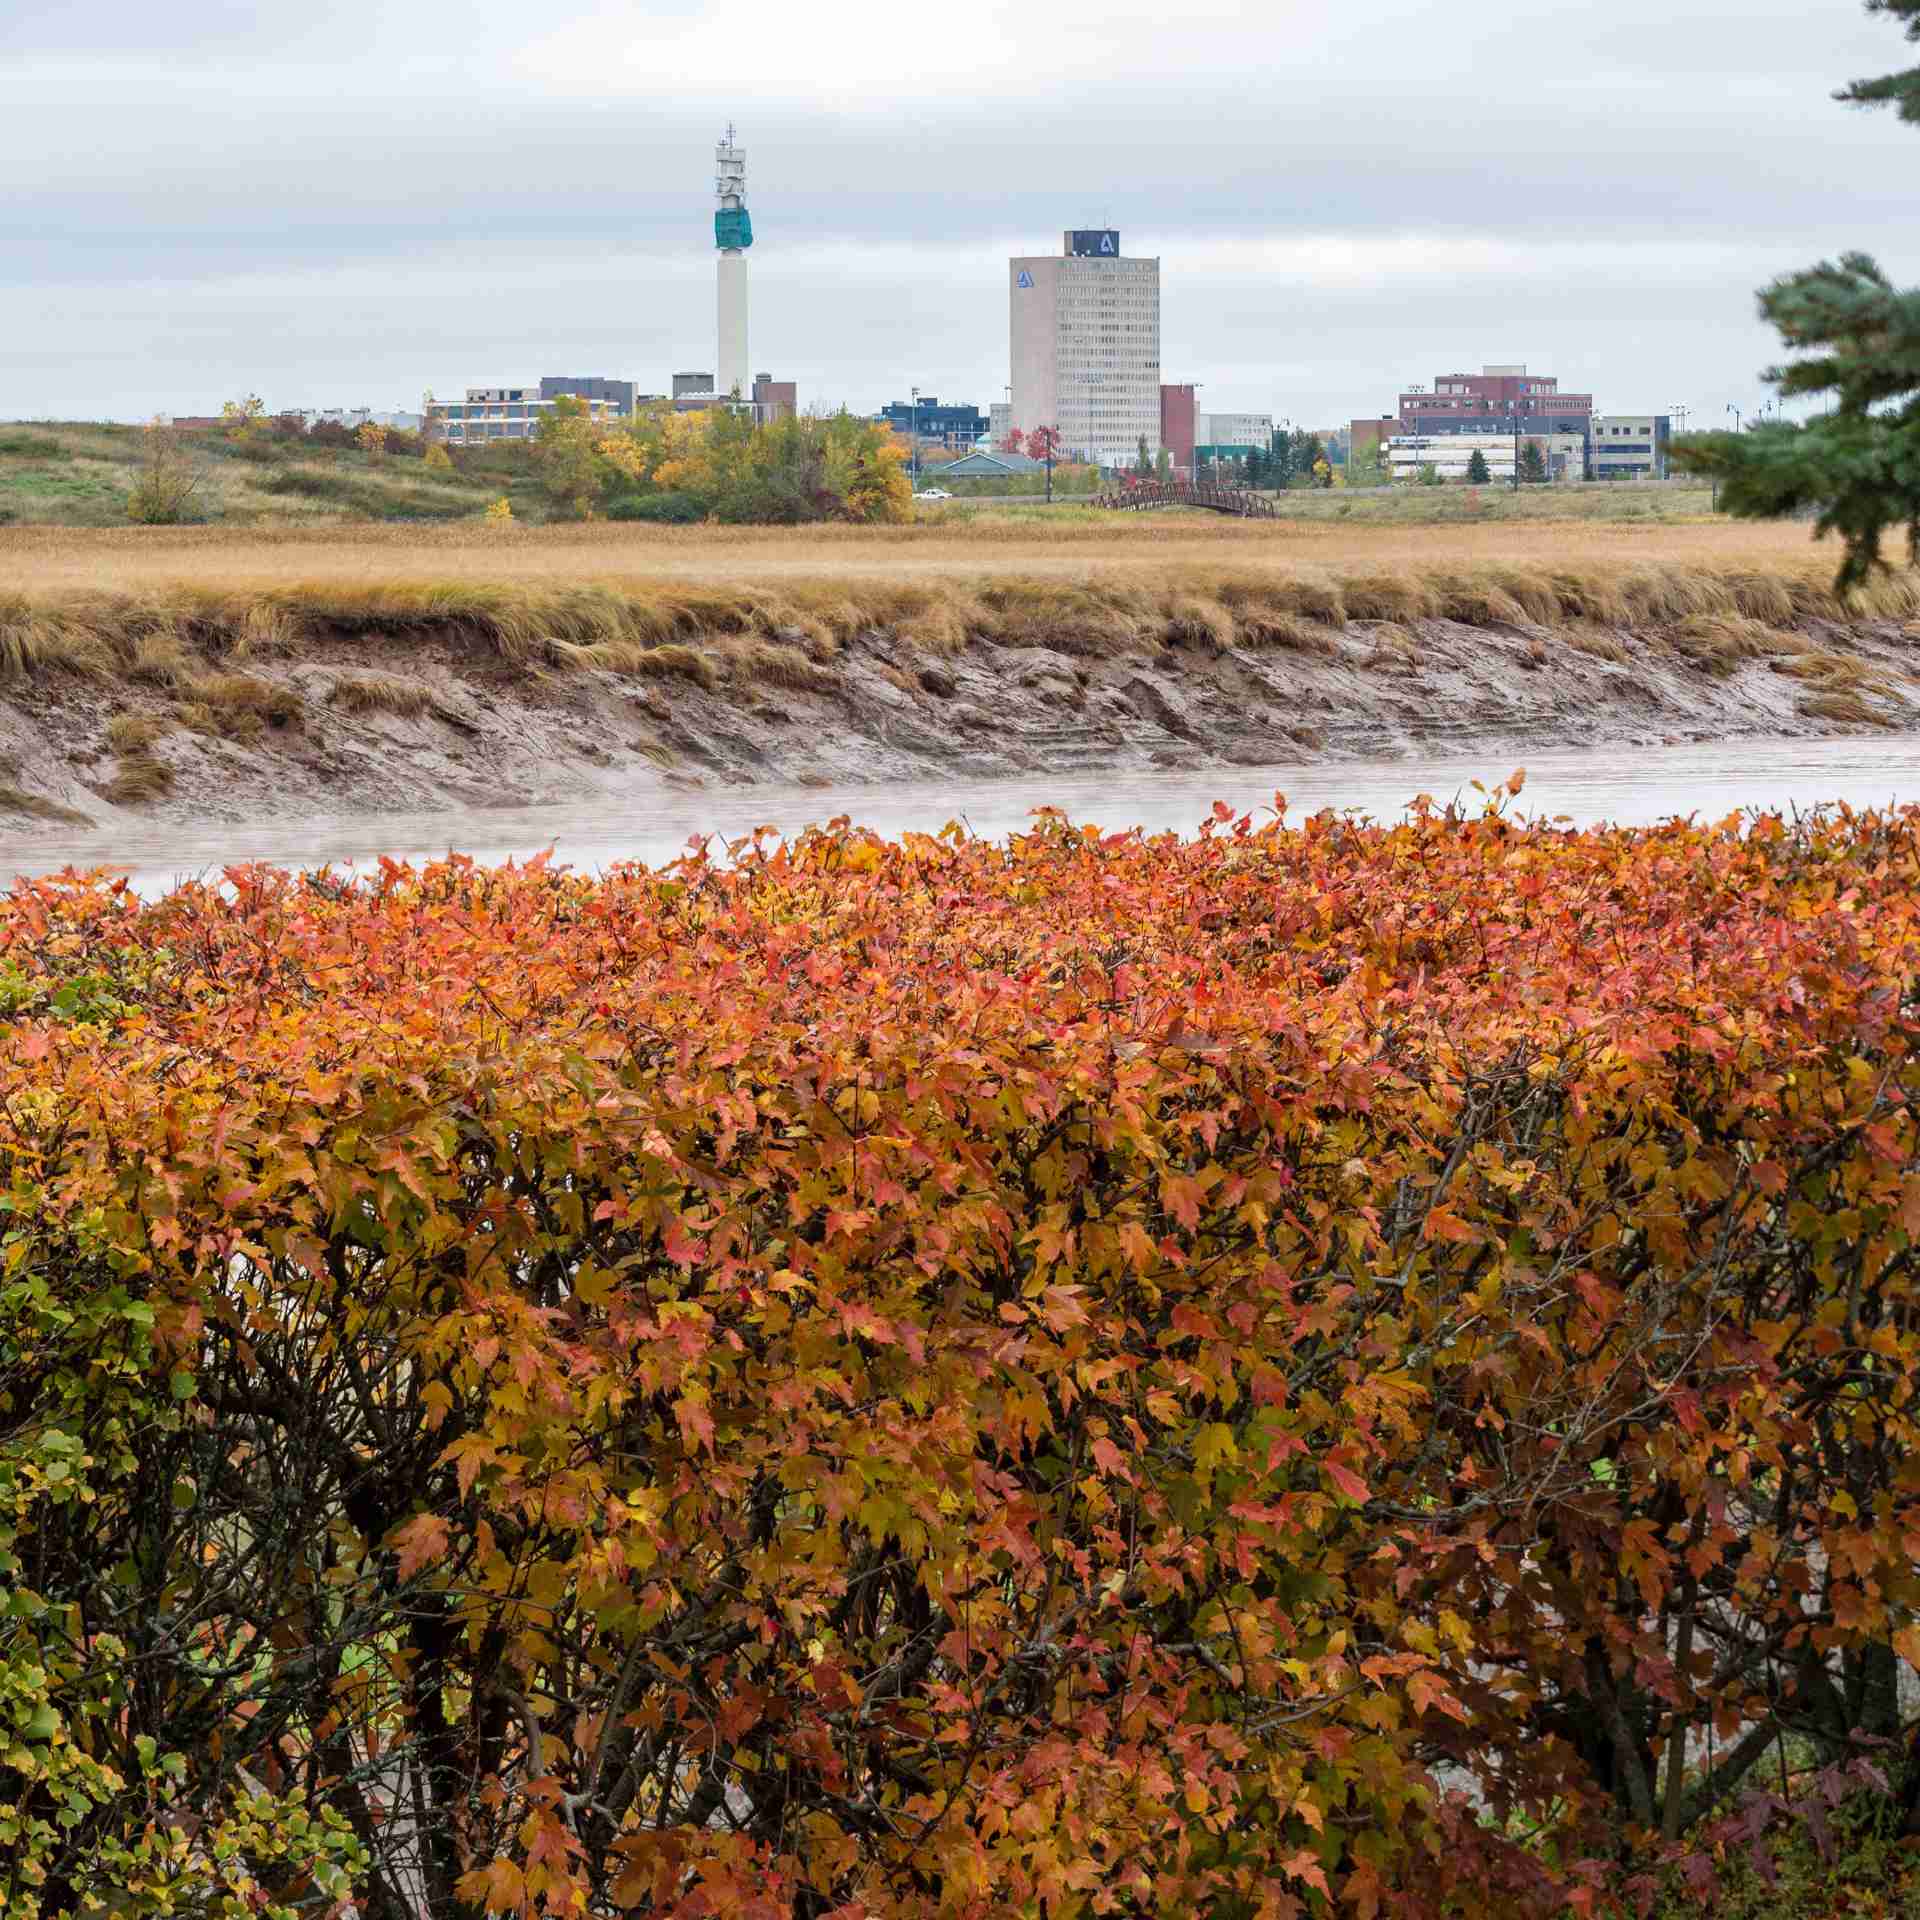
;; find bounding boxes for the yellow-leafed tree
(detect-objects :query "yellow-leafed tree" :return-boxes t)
[533,395,608,519]
[219,393,265,442]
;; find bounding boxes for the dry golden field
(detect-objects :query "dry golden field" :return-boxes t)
[0,511,1859,600]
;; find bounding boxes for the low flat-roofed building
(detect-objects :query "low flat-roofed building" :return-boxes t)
[1387,430,1587,484]
[1193,442,1263,467]
[1593,413,1671,479]
[1198,409,1272,449]
[541,376,636,416]
[876,396,987,449]
[436,385,617,446]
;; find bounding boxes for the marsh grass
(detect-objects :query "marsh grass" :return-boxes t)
[1240,611,1338,654]
[329,675,433,718]
[176,673,303,741]
[104,752,175,805]
[549,639,723,690]
[1772,651,1873,686]
[0,529,1915,711]
[1432,577,1531,628]
[1338,574,1440,623]
[1670,614,1808,677]
[1166,597,1237,653]
[106,711,174,753]
[1799,690,1898,727]
[736,640,842,696]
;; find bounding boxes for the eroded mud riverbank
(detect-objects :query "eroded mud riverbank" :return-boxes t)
[4,588,1919,845]
[4,537,1920,861]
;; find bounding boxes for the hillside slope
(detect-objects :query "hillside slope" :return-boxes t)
[0,421,541,526]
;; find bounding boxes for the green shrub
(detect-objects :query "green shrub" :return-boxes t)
[257,469,352,500]
[606,490,704,523]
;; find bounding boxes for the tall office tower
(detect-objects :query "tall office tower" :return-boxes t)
[1009,230,1161,467]
[715,127,752,400]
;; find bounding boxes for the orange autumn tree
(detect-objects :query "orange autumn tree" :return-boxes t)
[3,791,1919,1918]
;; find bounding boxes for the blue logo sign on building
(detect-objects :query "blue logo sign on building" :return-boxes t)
[1067,230,1120,258]
[1016,270,1035,289]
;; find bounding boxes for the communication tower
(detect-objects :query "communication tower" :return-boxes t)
[715,125,752,401]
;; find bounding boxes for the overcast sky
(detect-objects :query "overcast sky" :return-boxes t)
[3,0,1915,427]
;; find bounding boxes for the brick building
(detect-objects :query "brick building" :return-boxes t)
[1349,416,1397,462]
[752,374,797,425]
[1159,383,1198,470]
[1395,364,1593,475]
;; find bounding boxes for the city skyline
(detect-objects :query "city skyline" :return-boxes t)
[4,0,1919,425]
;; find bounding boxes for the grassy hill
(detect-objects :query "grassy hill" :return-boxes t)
[0,420,548,527]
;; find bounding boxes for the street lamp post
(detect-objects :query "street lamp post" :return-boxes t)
[1668,402,1689,485]
[1720,405,1742,516]
[1510,399,1522,491]
[910,386,920,489]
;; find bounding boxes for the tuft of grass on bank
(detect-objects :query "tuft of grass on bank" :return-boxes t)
[328,674,433,718]
[103,750,174,805]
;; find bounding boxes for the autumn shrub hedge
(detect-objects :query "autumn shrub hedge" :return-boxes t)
[4,790,1920,1919]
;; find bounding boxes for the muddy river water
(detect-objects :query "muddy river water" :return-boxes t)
[10,735,1920,897]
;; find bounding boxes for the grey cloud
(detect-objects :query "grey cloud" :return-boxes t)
[2,0,1917,428]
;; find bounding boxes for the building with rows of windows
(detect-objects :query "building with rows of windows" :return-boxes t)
[434,385,622,446]
[1592,413,1672,479]
[1009,231,1161,468]
[432,371,796,446]
[875,396,988,451]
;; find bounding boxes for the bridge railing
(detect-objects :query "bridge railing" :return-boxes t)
[1095,481,1279,519]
